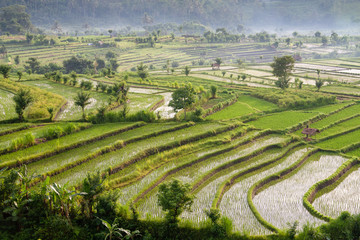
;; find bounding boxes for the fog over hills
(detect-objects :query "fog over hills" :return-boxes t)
[1,0,360,34]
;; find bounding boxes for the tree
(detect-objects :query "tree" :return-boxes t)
[17,71,23,81]
[322,36,328,46]
[157,179,194,225]
[169,86,196,120]
[286,38,291,46]
[105,51,117,60]
[100,218,137,240]
[109,59,119,71]
[184,66,191,76]
[14,55,20,65]
[292,32,298,37]
[137,62,148,81]
[315,69,324,91]
[25,57,41,73]
[74,91,91,120]
[70,71,77,85]
[81,171,104,218]
[210,85,217,98]
[108,29,113,37]
[47,107,54,121]
[215,58,222,66]
[0,5,35,34]
[315,31,321,38]
[270,56,295,90]
[13,89,33,121]
[241,74,247,81]
[0,64,11,78]
[63,56,93,74]
[222,71,226,77]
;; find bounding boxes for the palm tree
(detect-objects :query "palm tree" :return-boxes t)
[13,89,33,121]
[74,91,91,120]
[100,218,133,240]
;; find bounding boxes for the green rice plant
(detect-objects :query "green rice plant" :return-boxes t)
[309,104,360,130]
[181,139,292,227]
[0,123,33,136]
[43,126,64,140]
[135,134,285,221]
[0,122,143,168]
[315,115,360,139]
[249,111,320,130]
[49,122,227,187]
[215,146,310,235]
[114,128,256,205]
[237,95,278,112]
[27,122,190,180]
[306,102,354,114]
[207,102,257,120]
[316,128,360,150]
[10,133,35,151]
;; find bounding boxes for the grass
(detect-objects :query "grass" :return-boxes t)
[249,111,319,130]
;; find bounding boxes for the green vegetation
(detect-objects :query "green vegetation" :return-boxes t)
[249,111,320,130]
[3,22,360,239]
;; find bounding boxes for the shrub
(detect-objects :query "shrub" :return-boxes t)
[63,123,78,135]
[43,126,64,140]
[10,133,35,151]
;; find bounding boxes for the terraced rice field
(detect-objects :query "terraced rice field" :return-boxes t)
[253,153,347,229]
[249,111,319,130]
[0,88,16,121]
[135,135,288,219]
[313,166,360,218]
[20,80,163,120]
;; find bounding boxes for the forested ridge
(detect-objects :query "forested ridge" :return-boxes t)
[0,0,359,29]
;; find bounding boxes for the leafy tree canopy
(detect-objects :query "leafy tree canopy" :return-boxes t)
[0,5,35,34]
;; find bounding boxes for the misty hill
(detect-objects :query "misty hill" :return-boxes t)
[1,0,360,31]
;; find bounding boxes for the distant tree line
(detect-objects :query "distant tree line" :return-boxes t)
[0,0,357,29]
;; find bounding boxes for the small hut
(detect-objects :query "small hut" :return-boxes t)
[211,63,220,70]
[302,125,320,141]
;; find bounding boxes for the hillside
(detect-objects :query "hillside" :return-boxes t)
[1,0,360,31]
